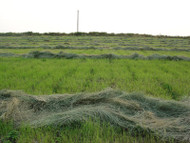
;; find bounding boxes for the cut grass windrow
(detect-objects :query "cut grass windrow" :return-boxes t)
[1,89,190,142]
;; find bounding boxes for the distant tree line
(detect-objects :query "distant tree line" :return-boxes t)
[0,31,189,38]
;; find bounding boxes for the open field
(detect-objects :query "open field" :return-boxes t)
[0,33,190,143]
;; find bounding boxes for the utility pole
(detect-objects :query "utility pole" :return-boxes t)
[77,10,79,32]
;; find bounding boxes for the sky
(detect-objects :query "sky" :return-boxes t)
[0,0,190,36]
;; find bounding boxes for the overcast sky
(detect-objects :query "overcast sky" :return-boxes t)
[0,0,190,36]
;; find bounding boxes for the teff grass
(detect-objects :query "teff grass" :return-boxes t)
[0,57,190,99]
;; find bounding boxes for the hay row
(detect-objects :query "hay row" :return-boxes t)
[0,46,190,52]
[1,51,190,61]
[0,89,190,142]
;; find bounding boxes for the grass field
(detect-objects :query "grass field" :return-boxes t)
[1,58,190,100]
[0,33,190,143]
[1,35,190,49]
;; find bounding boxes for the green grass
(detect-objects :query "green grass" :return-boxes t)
[0,119,177,143]
[1,57,190,100]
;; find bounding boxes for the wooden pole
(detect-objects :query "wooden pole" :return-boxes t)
[77,10,79,32]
